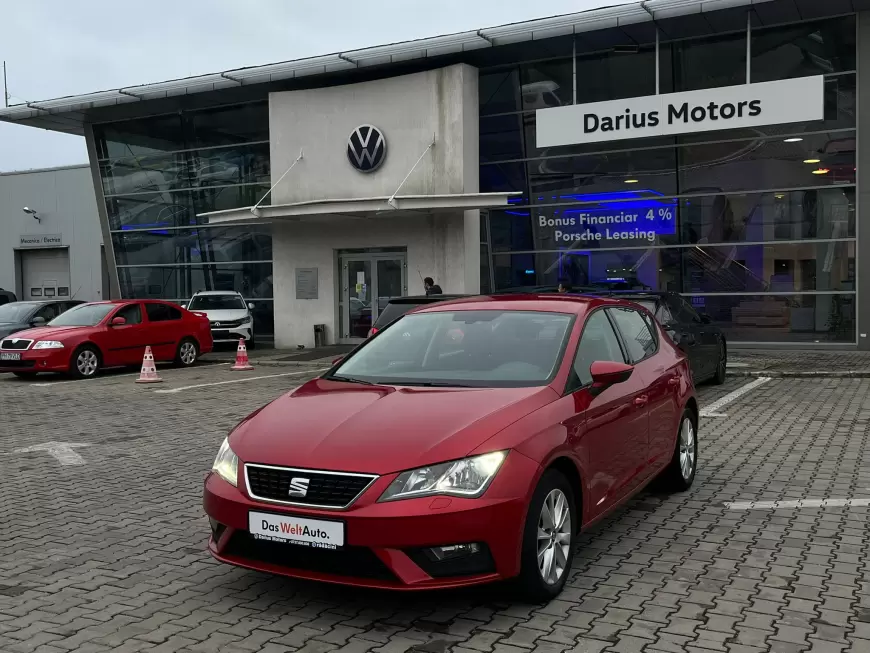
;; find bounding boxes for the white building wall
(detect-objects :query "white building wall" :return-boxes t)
[268,64,480,347]
[273,212,466,348]
[0,165,104,302]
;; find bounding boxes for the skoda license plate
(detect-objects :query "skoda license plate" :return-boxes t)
[0,353,21,361]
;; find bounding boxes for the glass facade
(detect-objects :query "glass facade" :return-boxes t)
[93,103,275,337]
[95,12,858,346]
[479,14,857,344]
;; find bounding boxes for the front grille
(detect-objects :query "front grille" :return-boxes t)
[246,465,376,509]
[211,319,245,328]
[223,531,397,581]
[0,339,32,350]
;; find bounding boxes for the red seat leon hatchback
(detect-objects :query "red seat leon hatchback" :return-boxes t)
[203,294,698,600]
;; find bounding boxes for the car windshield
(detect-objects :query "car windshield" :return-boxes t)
[0,303,37,322]
[188,295,246,310]
[48,304,115,327]
[332,310,574,387]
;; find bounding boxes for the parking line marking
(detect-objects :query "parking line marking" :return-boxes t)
[29,363,230,387]
[699,376,771,418]
[153,368,328,394]
[726,498,870,510]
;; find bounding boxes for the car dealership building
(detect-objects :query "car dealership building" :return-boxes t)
[2,0,868,349]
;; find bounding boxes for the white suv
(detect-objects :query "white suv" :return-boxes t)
[185,291,255,347]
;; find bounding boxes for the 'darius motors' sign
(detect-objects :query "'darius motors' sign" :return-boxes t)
[536,76,825,147]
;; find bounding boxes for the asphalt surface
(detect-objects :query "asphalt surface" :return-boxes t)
[0,366,868,653]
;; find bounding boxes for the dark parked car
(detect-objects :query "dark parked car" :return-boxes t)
[0,300,84,340]
[0,289,16,306]
[587,291,726,385]
[368,294,468,336]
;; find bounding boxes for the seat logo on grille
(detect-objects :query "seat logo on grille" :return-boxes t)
[288,477,310,497]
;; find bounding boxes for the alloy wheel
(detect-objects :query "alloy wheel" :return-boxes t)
[679,418,696,481]
[537,488,572,585]
[77,350,98,377]
[180,342,197,365]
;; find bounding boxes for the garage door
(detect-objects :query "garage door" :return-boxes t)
[21,248,71,300]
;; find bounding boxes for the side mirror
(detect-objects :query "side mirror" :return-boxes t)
[590,360,634,388]
[180,303,188,309]
[248,302,255,310]
[110,316,127,326]
[699,313,712,324]
[31,316,46,326]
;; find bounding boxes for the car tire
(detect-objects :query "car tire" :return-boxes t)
[246,337,255,350]
[660,409,698,492]
[516,469,577,602]
[175,338,199,367]
[70,345,101,379]
[13,372,37,379]
[710,340,727,385]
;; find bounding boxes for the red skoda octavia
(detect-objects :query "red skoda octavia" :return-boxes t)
[204,295,698,600]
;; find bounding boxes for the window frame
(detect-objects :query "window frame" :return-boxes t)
[564,307,629,395]
[606,306,659,365]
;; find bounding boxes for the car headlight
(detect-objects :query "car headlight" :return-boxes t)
[32,341,64,349]
[379,451,507,502]
[212,438,239,487]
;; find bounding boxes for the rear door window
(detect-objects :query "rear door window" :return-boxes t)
[608,308,657,364]
[145,303,182,322]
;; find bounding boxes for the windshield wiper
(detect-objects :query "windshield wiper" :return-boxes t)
[329,375,377,386]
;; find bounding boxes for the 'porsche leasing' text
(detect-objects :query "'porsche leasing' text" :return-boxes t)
[583,99,762,135]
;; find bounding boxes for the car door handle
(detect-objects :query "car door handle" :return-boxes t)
[634,395,649,406]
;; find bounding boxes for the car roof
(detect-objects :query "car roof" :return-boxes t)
[190,291,242,296]
[411,293,633,315]
[384,294,468,304]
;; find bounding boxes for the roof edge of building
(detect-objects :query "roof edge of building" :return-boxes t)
[0,163,90,177]
[0,0,774,127]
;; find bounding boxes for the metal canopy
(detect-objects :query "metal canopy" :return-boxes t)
[197,192,520,225]
[0,0,810,135]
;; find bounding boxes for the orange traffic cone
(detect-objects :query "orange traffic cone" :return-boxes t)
[135,346,163,383]
[231,338,254,371]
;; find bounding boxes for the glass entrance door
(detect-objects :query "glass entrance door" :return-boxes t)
[339,252,407,342]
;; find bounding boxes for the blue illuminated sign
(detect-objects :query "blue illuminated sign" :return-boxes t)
[515,190,678,244]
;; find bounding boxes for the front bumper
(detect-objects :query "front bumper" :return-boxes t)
[211,324,253,343]
[203,451,539,590]
[0,347,69,373]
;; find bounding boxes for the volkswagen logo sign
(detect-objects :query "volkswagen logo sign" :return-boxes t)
[347,125,387,173]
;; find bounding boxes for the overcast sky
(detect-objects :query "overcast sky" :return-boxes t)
[0,0,630,172]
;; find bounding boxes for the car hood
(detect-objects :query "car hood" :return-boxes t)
[0,322,28,338]
[4,325,94,342]
[230,379,558,475]
[196,309,249,320]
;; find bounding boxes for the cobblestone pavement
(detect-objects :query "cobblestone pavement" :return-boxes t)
[0,368,869,653]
